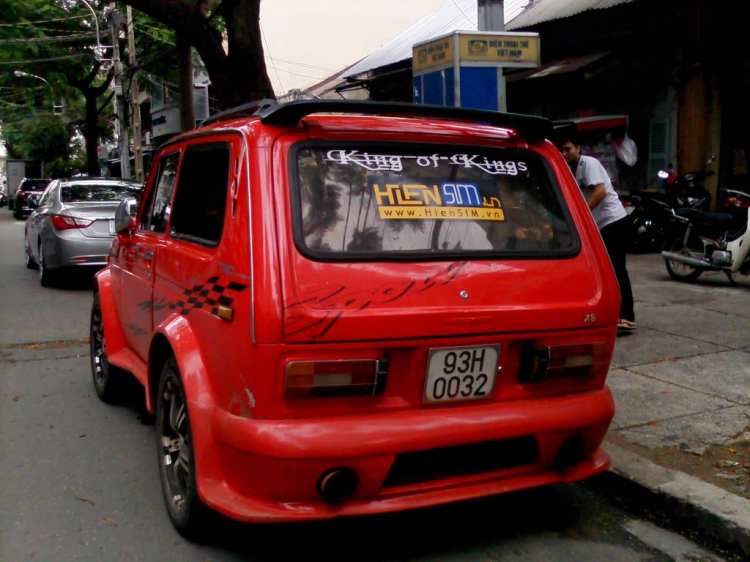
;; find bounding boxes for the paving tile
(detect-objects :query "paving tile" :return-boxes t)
[635,304,750,349]
[629,350,750,405]
[606,367,734,430]
[614,405,750,449]
[611,329,727,368]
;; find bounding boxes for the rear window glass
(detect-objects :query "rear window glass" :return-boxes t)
[293,144,577,259]
[21,180,49,192]
[62,183,141,203]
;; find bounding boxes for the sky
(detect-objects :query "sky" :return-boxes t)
[259,0,452,95]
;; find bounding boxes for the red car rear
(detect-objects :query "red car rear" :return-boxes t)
[92,101,619,537]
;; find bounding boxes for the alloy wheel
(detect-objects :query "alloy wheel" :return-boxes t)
[159,372,191,515]
[24,237,35,269]
[90,301,107,389]
[38,244,45,282]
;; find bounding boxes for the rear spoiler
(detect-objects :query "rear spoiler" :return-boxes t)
[203,99,552,142]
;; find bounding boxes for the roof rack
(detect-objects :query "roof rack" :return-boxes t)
[201,98,278,126]
[258,100,552,141]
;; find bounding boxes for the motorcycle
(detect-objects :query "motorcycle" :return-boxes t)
[625,166,712,253]
[661,202,750,283]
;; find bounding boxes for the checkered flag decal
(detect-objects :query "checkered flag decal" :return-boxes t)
[170,276,248,317]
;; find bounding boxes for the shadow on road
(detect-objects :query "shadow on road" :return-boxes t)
[172,478,649,562]
[41,269,98,291]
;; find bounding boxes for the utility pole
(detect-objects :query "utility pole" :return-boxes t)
[109,2,131,179]
[478,0,506,112]
[126,6,144,181]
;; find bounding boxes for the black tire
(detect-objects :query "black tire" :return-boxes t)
[664,236,704,281]
[90,292,125,402]
[13,209,23,220]
[156,357,210,539]
[38,242,58,287]
[629,211,664,253]
[24,236,36,269]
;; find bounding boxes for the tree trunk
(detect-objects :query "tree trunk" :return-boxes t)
[219,0,275,107]
[123,0,275,109]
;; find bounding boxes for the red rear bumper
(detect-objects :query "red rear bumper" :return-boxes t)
[191,387,615,522]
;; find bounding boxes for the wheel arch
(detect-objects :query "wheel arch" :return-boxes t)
[149,316,217,414]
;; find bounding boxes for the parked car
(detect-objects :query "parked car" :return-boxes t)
[0,190,7,207]
[91,100,620,538]
[24,177,142,286]
[10,178,51,219]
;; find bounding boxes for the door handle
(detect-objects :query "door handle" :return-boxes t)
[144,250,154,261]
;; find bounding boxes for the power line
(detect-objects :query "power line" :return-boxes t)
[0,53,89,65]
[451,0,475,26]
[273,68,329,80]
[134,25,175,46]
[0,15,87,27]
[265,56,337,72]
[259,23,284,94]
[0,31,98,44]
[135,22,175,41]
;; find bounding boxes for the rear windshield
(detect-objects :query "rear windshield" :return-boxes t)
[292,143,578,259]
[62,183,141,203]
[21,180,49,192]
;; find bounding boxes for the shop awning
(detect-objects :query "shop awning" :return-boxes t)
[506,52,609,82]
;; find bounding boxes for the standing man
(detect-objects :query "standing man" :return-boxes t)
[559,131,636,331]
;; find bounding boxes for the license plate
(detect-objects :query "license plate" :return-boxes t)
[424,345,500,403]
[109,220,116,235]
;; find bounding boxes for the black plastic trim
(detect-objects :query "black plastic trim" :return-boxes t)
[201,98,278,126]
[382,436,539,488]
[259,100,552,141]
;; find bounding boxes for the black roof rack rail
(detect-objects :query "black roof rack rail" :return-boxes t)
[258,100,552,141]
[201,98,278,126]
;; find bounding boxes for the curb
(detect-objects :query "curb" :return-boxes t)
[601,441,750,556]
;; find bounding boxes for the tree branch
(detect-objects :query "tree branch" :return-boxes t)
[121,0,227,82]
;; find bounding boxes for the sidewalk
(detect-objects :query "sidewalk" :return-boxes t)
[601,252,750,554]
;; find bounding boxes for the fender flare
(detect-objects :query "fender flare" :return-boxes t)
[151,315,217,410]
[94,268,128,360]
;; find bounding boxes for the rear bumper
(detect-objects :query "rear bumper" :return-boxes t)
[192,387,615,522]
[43,230,113,270]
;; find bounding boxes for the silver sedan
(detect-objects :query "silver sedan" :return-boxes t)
[25,178,142,286]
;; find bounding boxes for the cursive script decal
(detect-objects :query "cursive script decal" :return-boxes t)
[283,261,467,339]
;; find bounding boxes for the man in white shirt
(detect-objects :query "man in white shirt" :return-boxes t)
[559,132,636,331]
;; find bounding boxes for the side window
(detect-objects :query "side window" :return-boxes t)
[141,152,180,233]
[169,143,231,246]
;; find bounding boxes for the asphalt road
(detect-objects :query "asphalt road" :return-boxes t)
[0,208,736,561]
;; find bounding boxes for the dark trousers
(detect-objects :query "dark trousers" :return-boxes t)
[600,216,635,321]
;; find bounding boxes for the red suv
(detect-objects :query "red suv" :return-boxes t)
[91,100,619,537]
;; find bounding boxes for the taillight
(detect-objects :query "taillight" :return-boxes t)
[285,358,389,398]
[723,196,750,209]
[50,215,93,230]
[518,342,610,382]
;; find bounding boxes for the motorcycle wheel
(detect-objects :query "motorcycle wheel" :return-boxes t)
[664,236,704,281]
